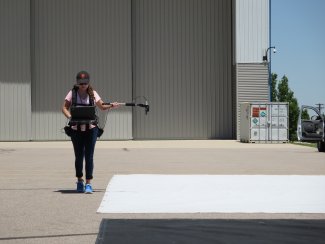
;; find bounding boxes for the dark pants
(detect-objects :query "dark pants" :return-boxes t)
[71,127,98,180]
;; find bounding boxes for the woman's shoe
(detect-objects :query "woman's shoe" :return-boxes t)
[76,181,85,193]
[85,184,93,194]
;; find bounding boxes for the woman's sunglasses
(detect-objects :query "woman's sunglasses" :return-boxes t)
[79,83,88,86]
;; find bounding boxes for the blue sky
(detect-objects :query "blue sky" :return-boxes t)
[271,0,325,111]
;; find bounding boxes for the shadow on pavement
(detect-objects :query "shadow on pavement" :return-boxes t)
[54,189,105,194]
[96,219,325,244]
[54,189,81,194]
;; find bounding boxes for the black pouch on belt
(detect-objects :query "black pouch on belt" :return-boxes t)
[64,126,73,137]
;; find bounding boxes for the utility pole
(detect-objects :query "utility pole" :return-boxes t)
[315,103,324,114]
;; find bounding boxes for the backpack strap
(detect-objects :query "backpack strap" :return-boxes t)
[89,95,95,106]
[72,87,78,106]
[87,89,95,106]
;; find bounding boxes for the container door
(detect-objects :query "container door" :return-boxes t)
[297,106,324,142]
[270,103,288,141]
[250,104,268,141]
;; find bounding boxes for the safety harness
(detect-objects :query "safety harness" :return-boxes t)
[70,87,98,131]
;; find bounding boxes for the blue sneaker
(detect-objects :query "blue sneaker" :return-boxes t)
[76,181,85,193]
[85,184,93,194]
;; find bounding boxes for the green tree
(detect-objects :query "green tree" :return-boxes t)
[276,75,300,141]
[301,109,310,120]
[271,73,278,102]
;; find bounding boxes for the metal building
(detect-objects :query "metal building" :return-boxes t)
[0,0,269,141]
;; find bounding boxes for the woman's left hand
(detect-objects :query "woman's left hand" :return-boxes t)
[110,102,120,108]
[98,100,120,111]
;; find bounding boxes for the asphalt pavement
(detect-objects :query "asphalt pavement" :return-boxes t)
[0,140,324,244]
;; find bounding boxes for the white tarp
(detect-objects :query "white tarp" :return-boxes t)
[97,175,325,213]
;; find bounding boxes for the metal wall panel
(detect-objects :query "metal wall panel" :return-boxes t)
[235,0,269,63]
[31,0,132,140]
[0,0,31,141]
[236,63,269,139]
[132,0,233,139]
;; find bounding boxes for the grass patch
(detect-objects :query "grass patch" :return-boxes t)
[291,141,317,148]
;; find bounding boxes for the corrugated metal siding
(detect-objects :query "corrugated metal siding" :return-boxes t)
[236,0,269,63]
[0,0,31,141]
[232,64,237,138]
[236,63,269,139]
[132,0,233,139]
[31,0,132,140]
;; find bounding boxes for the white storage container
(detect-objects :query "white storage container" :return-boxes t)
[240,102,289,143]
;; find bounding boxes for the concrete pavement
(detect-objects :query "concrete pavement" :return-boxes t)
[0,140,324,243]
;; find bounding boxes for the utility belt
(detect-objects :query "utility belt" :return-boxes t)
[64,120,104,137]
[69,120,98,131]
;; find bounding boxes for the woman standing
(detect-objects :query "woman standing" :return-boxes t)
[62,71,119,193]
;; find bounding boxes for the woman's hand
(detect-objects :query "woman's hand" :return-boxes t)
[97,100,120,111]
[110,102,120,109]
